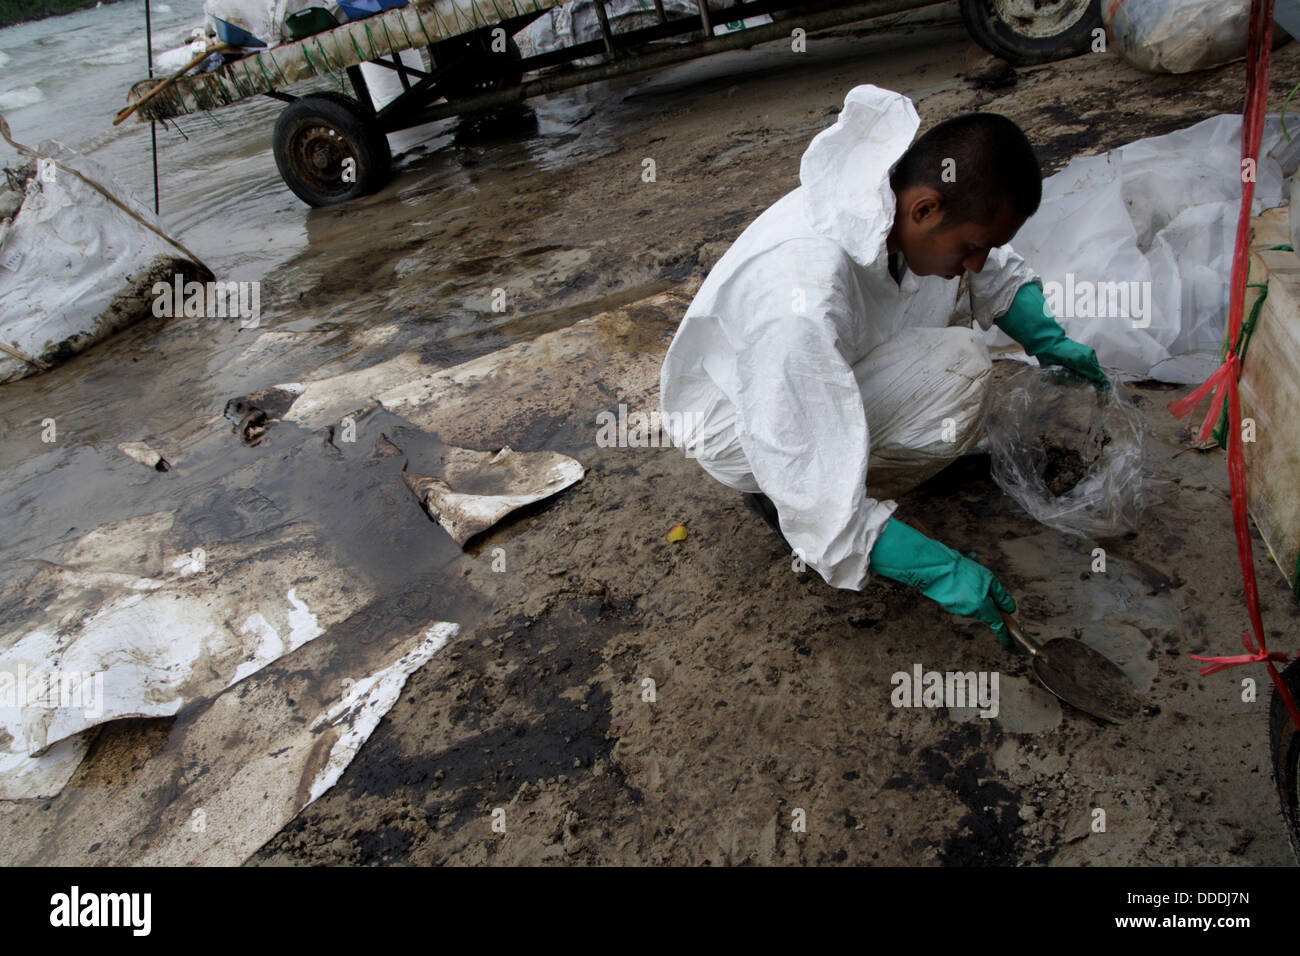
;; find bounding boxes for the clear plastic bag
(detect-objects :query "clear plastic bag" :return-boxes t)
[985,366,1152,539]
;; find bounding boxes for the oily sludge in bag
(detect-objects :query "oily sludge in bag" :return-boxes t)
[984,365,1158,539]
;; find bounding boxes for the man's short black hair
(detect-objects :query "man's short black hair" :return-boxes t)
[888,113,1042,230]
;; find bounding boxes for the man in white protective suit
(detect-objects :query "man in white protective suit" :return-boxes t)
[659,84,1109,648]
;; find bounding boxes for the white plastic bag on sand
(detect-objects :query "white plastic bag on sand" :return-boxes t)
[986,366,1153,539]
[1103,0,1289,74]
[982,113,1290,383]
[0,142,207,384]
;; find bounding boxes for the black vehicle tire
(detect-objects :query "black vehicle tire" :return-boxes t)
[1270,657,1300,863]
[306,91,392,181]
[960,0,1101,66]
[272,92,392,207]
[428,34,524,102]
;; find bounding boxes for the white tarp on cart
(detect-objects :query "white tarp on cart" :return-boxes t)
[516,0,768,66]
[203,0,321,47]
[981,113,1293,383]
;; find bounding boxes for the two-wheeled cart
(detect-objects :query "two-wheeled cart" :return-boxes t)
[122,0,1102,205]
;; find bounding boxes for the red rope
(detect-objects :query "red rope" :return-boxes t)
[1166,0,1300,729]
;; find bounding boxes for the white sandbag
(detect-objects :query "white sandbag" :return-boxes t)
[982,113,1289,382]
[1102,0,1288,74]
[0,142,207,384]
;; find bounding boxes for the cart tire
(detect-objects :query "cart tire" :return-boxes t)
[960,0,1101,66]
[1270,657,1300,863]
[428,34,524,103]
[273,93,392,207]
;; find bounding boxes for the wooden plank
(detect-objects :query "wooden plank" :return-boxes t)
[1242,206,1300,597]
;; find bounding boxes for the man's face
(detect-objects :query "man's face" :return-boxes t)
[890,186,1027,280]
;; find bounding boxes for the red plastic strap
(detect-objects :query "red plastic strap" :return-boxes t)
[1191,632,1289,676]
[1167,353,1237,442]
[1166,0,1300,731]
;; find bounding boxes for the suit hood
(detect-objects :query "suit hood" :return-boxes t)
[798,85,920,270]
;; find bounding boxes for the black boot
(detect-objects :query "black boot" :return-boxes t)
[742,492,791,550]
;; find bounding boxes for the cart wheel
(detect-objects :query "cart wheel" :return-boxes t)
[960,0,1101,66]
[273,93,392,207]
[1270,658,1300,863]
[428,34,524,102]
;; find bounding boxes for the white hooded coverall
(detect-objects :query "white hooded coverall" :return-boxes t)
[659,84,1041,592]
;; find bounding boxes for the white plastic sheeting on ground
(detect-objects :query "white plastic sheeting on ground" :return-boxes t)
[0,511,374,799]
[0,142,206,384]
[982,113,1292,383]
[0,620,458,865]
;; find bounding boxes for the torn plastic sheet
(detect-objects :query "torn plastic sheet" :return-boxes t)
[981,113,1291,383]
[404,445,585,545]
[0,621,457,865]
[0,511,374,799]
[0,734,94,804]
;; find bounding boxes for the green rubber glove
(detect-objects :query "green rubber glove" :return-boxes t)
[995,283,1110,392]
[868,516,1018,648]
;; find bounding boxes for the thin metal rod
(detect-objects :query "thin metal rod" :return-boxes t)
[145,0,159,213]
[696,0,712,35]
[150,121,159,214]
[144,1,154,79]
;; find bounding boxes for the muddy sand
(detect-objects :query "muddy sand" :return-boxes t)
[3,4,1299,865]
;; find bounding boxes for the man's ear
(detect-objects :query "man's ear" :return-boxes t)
[907,187,944,229]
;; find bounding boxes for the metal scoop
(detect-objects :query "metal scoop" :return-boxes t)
[1000,611,1141,724]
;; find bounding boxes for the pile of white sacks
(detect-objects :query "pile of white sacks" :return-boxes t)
[986,113,1295,384]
